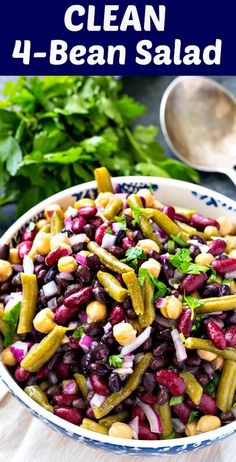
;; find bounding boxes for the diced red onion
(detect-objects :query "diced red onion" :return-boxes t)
[122,361,134,369]
[62,379,78,395]
[115,367,133,375]
[172,418,185,433]
[101,233,117,249]
[134,353,144,363]
[151,222,168,243]
[137,399,162,433]
[69,234,89,246]
[47,297,57,309]
[155,314,175,328]
[103,321,112,333]
[75,253,88,267]
[23,256,34,274]
[111,222,123,235]
[121,326,151,355]
[159,253,169,261]
[10,341,29,362]
[129,416,139,440]
[187,239,210,254]
[64,218,72,232]
[124,354,135,362]
[155,298,166,309]
[79,334,93,352]
[171,329,187,362]
[79,311,87,323]
[65,206,78,218]
[225,270,236,279]
[42,281,59,298]
[59,272,74,281]
[90,393,106,408]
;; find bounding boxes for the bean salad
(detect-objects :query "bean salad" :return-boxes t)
[1,167,236,440]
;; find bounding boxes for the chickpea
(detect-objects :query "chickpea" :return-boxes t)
[34,232,52,255]
[226,235,236,252]
[95,192,113,208]
[33,308,55,334]
[185,421,197,436]
[109,422,133,439]
[195,253,215,266]
[58,256,77,273]
[229,249,236,259]
[197,349,217,362]
[9,248,21,264]
[137,239,160,254]
[137,189,155,208]
[196,415,221,434]
[217,217,234,236]
[113,322,136,346]
[36,219,48,230]
[140,258,161,278]
[229,280,236,295]
[204,226,219,239]
[212,356,224,370]
[0,260,13,282]
[44,203,63,221]
[86,301,107,323]
[74,198,95,209]
[50,233,70,251]
[160,295,183,320]
[1,347,17,366]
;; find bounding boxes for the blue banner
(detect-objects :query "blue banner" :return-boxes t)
[0,0,234,75]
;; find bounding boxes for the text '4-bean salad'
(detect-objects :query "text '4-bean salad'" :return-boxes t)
[1,167,236,440]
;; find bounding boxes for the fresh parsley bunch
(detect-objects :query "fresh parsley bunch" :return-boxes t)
[0,76,199,216]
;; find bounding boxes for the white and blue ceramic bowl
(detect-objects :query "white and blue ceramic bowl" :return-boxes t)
[0,176,236,456]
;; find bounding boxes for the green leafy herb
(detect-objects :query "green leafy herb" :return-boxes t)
[2,301,21,347]
[170,396,184,406]
[149,184,154,194]
[203,372,220,396]
[191,314,203,333]
[167,240,175,253]
[114,215,127,231]
[138,268,168,299]
[109,355,123,368]
[169,248,210,275]
[72,326,84,339]
[170,233,186,248]
[122,246,146,269]
[184,295,204,320]
[188,410,199,423]
[105,227,113,235]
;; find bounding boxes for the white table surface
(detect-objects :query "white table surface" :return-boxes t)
[1,382,235,462]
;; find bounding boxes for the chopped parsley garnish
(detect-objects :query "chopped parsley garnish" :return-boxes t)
[122,246,146,269]
[188,410,199,423]
[138,268,168,299]
[129,204,153,226]
[184,294,204,320]
[170,233,186,247]
[105,227,113,235]
[169,248,210,275]
[203,372,220,396]
[170,396,184,406]
[191,314,203,333]
[114,215,127,231]
[167,240,175,253]
[72,325,84,338]
[2,301,21,347]
[109,355,123,368]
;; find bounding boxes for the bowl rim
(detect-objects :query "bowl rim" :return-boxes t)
[0,175,236,449]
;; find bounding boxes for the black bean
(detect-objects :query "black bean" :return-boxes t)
[44,267,58,284]
[202,361,214,379]
[26,377,38,387]
[147,250,160,261]
[64,283,82,298]
[71,243,85,253]
[142,372,156,391]
[93,286,110,303]
[126,308,137,320]
[190,234,206,245]
[153,342,168,357]
[86,253,101,272]
[219,284,230,297]
[132,230,144,242]
[186,354,201,367]
[196,373,209,386]
[0,244,9,260]
[45,385,61,398]
[34,264,45,276]
[83,322,103,337]
[189,245,201,259]
[158,328,172,340]
[56,273,73,288]
[34,254,45,264]
[115,230,126,246]
[109,372,122,393]
[13,264,23,273]
[37,269,47,286]
[30,328,46,343]
[200,283,221,298]
[63,351,78,365]
[124,395,136,407]
[108,246,125,259]
[142,337,152,351]
[123,297,132,310]
[48,371,58,384]
[72,398,87,410]
[150,358,165,371]
[101,332,116,347]
[0,281,11,293]
[76,266,92,284]
[90,362,109,376]
[83,224,95,239]
[219,411,235,423]
[156,386,170,405]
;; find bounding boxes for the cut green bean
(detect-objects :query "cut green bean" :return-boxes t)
[139,280,155,328]
[81,418,109,435]
[216,360,236,412]
[185,337,236,361]
[74,373,88,398]
[21,325,67,372]
[17,274,38,334]
[94,167,114,193]
[0,308,8,337]
[88,241,131,274]
[122,270,144,315]
[155,402,173,438]
[24,385,53,412]
[180,371,203,405]
[99,411,129,428]
[50,210,64,235]
[195,295,236,314]
[150,209,189,243]
[97,271,128,302]
[93,353,153,419]
[103,198,122,221]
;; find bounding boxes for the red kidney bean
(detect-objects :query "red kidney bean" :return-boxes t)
[190,213,219,231]
[89,216,103,228]
[155,369,186,396]
[172,402,192,424]
[45,247,69,267]
[71,216,87,234]
[122,236,135,251]
[77,206,97,218]
[138,391,157,405]
[17,241,33,260]
[225,325,236,347]
[95,223,111,245]
[54,363,71,381]
[90,374,110,396]
[0,244,9,260]
[54,305,78,325]
[174,213,190,225]
[131,405,146,423]
[179,273,208,294]
[138,423,160,440]
[15,366,31,382]
[54,407,83,425]
[206,320,226,350]
[211,258,236,274]
[36,365,50,381]
[64,287,93,309]
[109,304,125,325]
[177,309,193,337]
[187,393,217,415]
[22,226,37,241]
[53,394,79,406]
[86,406,95,419]
[208,239,226,256]
[163,206,175,220]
